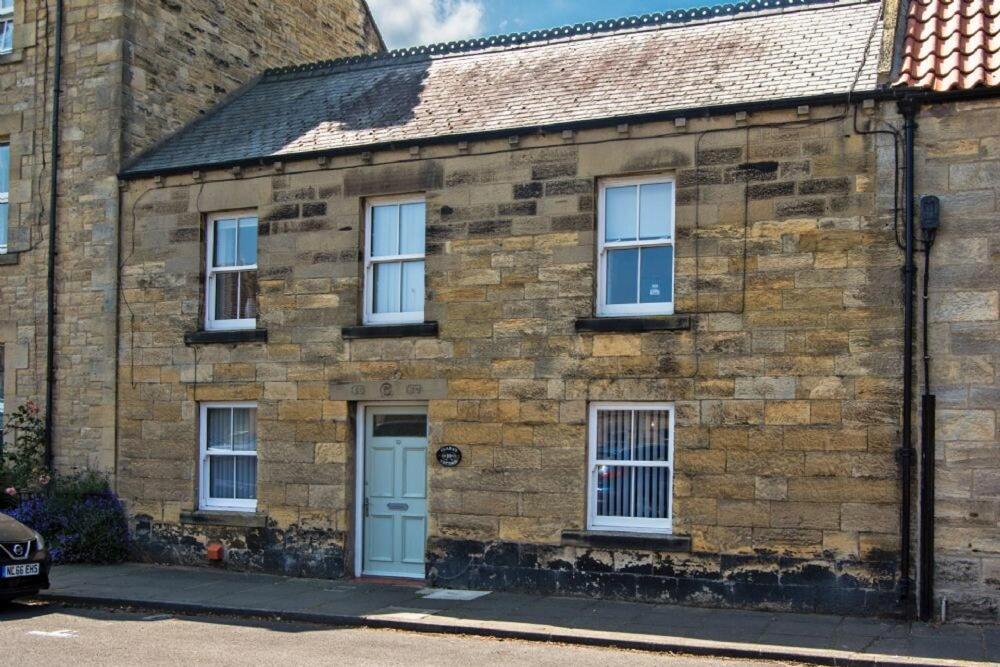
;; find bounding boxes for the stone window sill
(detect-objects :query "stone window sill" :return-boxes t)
[561,530,691,552]
[184,329,268,345]
[0,50,24,65]
[180,510,267,529]
[0,252,21,266]
[342,321,439,339]
[575,315,691,333]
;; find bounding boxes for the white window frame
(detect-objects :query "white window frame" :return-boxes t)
[199,401,258,512]
[0,142,8,254]
[205,210,258,331]
[597,175,676,317]
[363,195,425,325]
[0,0,13,55]
[587,401,674,534]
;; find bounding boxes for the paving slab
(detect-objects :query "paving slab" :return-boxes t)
[32,563,998,666]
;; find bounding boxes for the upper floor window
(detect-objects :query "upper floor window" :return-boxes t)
[588,402,673,533]
[597,177,675,316]
[0,0,12,54]
[0,143,8,253]
[364,198,425,325]
[199,403,257,511]
[205,211,258,331]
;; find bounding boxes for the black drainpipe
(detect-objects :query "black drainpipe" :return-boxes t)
[897,98,918,614]
[44,0,64,469]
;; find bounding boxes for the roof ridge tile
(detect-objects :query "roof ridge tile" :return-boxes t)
[263,0,860,81]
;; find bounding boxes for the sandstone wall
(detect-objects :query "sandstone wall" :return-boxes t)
[0,0,382,474]
[123,0,383,158]
[119,105,906,613]
[908,98,1000,622]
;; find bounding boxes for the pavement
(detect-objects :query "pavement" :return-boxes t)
[31,563,1000,666]
[0,603,787,666]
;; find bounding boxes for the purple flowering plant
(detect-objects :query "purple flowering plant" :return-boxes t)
[1,402,130,564]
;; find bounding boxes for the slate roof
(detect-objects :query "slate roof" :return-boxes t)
[123,0,883,177]
[894,0,1000,91]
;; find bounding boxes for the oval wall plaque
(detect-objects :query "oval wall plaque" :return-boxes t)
[436,446,462,467]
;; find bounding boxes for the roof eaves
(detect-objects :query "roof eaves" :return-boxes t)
[120,88,888,180]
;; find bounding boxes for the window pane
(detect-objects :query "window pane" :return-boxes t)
[373,261,401,313]
[213,219,237,267]
[239,270,258,319]
[401,260,424,313]
[209,455,235,498]
[206,408,232,450]
[596,465,631,518]
[0,144,8,192]
[639,246,673,304]
[639,182,671,240]
[0,1,12,11]
[604,185,636,242]
[606,248,638,305]
[596,409,631,461]
[373,414,427,437]
[371,204,398,257]
[0,20,11,53]
[0,203,7,248]
[237,217,257,266]
[234,457,257,500]
[399,203,425,255]
[634,466,670,519]
[232,408,257,451]
[214,272,239,320]
[634,410,670,462]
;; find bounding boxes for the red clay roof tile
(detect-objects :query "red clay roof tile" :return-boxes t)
[895,0,1000,90]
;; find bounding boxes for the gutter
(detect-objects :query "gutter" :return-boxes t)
[43,0,63,469]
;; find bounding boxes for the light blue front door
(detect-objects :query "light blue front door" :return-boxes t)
[363,406,428,578]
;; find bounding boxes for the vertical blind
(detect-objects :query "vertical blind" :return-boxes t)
[595,408,671,520]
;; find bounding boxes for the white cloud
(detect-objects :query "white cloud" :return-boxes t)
[368,0,485,49]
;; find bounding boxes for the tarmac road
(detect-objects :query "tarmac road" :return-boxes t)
[0,600,800,666]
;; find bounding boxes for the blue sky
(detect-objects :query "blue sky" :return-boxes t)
[368,0,731,50]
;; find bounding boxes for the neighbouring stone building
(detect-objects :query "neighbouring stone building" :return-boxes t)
[888,0,1000,621]
[0,0,382,473]
[117,0,916,615]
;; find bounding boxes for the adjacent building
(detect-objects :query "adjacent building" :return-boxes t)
[0,0,382,471]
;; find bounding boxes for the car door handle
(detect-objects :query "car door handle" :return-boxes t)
[387,502,409,511]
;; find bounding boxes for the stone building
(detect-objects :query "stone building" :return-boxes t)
[0,1,383,472]
[887,0,1000,622]
[116,0,917,615]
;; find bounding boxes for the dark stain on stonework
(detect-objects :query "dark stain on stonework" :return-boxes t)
[426,537,901,617]
[132,515,346,579]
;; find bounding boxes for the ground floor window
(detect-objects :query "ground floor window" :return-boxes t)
[588,402,673,533]
[199,402,257,511]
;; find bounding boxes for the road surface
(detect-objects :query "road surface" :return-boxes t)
[0,600,799,666]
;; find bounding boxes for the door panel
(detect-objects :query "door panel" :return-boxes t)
[363,407,428,578]
[402,446,427,498]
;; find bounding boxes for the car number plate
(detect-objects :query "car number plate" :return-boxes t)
[2,563,40,578]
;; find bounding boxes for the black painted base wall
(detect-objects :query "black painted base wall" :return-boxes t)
[427,537,902,617]
[131,515,347,579]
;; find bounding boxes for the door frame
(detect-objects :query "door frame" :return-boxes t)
[353,402,428,578]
